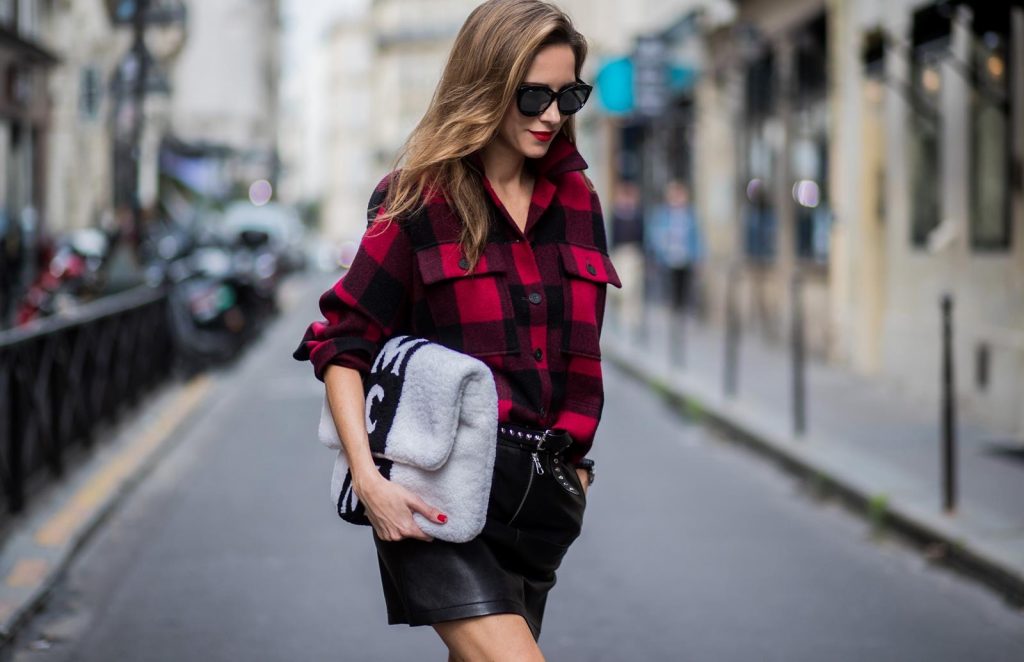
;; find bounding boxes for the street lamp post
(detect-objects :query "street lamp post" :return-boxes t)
[128,0,150,251]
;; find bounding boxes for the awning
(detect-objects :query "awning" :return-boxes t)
[0,26,59,66]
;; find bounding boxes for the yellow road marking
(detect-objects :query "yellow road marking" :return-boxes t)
[33,376,212,549]
[5,559,49,588]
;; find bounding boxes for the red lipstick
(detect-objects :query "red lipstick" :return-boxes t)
[529,131,554,142]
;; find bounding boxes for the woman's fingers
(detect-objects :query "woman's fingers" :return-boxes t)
[407,494,448,525]
[403,524,434,542]
[362,481,438,542]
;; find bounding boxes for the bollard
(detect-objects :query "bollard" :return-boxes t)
[670,303,686,367]
[723,263,740,397]
[941,294,957,514]
[636,260,651,345]
[791,270,806,437]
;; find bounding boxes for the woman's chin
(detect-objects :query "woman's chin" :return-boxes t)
[519,140,551,160]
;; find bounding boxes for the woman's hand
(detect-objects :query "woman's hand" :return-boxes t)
[324,365,446,543]
[575,467,590,496]
[355,472,447,542]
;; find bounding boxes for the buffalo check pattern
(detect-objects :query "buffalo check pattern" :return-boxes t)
[293,134,621,464]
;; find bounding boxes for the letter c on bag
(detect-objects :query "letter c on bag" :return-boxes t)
[365,384,385,434]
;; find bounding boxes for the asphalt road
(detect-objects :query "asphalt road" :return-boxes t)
[6,273,1024,661]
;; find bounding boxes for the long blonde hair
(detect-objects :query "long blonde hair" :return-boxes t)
[377,0,588,269]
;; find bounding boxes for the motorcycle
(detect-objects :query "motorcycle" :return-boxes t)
[144,220,281,375]
[15,229,111,326]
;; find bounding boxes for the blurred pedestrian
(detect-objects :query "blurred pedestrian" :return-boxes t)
[647,179,703,315]
[608,179,645,330]
[293,1,618,659]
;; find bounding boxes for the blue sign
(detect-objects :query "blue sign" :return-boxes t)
[595,54,697,117]
[596,57,634,115]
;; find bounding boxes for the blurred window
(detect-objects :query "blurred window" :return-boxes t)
[743,52,777,261]
[0,0,13,29]
[907,6,947,248]
[79,66,102,121]
[667,98,693,185]
[15,0,37,39]
[792,13,830,265]
[969,5,1012,251]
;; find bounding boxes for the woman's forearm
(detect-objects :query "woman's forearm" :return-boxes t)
[323,363,441,540]
[323,364,383,492]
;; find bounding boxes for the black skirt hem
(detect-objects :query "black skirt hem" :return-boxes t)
[391,599,539,638]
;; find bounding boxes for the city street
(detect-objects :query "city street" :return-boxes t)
[4,273,1023,662]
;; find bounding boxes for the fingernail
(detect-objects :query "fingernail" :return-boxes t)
[438,513,448,523]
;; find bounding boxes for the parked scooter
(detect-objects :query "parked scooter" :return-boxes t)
[143,219,282,375]
[14,229,111,325]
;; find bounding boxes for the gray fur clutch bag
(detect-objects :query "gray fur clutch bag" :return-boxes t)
[318,336,499,543]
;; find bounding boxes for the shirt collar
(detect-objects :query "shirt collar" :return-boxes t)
[464,131,589,179]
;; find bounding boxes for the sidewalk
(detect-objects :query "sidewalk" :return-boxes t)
[602,303,1024,604]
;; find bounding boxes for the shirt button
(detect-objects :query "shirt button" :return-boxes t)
[528,292,542,305]
[458,257,470,270]
[586,263,597,276]
[533,348,543,361]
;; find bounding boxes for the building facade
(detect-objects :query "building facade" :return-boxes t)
[683,0,1024,436]
[43,1,129,235]
[165,0,280,200]
[829,0,1023,435]
[320,14,375,243]
[1,0,58,325]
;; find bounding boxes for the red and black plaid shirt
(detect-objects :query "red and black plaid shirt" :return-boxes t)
[293,135,621,464]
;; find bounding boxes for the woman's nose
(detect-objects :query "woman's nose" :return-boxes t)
[540,100,562,124]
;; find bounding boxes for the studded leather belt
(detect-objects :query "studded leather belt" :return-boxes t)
[496,423,582,494]
[496,423,573,455]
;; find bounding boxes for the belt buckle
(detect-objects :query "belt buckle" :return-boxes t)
[535,429,551,452]
[537,428,567,453]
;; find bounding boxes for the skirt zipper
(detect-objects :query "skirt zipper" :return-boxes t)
[509,452,544,525]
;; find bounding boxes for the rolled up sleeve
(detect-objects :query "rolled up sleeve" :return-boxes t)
[292,177,413,381]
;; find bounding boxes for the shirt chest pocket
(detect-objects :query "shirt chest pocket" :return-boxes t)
[415,242,520,357]
[557,241,622,359]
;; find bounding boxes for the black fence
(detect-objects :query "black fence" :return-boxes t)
[0,286,175,520]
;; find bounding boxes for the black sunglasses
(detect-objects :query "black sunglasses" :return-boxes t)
[516,81,593,117]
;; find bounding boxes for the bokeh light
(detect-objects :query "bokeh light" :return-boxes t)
[248,179,273,206]
[921,66,940,94]
[793,179,821,208]
[987,55,1004,80]
[745,178,763,202]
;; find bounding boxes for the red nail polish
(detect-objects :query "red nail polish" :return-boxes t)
[438,513,448,523]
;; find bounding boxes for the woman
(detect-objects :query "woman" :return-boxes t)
[293,1,619,658]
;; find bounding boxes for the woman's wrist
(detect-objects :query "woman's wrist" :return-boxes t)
[575,467,591,493]
[351,460,386,496]
[573,458,595,486]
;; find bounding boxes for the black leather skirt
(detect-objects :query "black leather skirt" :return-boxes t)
[372,436,588,640]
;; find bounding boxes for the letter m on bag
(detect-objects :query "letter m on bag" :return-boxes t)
[365,336,428,454]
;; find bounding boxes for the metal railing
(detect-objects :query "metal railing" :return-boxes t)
[0,286,175,518]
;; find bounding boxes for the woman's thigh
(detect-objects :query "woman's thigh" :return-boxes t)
[433,613,545,662]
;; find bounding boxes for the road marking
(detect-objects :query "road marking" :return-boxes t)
[33,376,212,549]
[5,559,49,588]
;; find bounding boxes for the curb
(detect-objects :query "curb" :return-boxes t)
[0,373,218,647]
[603,341,1024,609]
